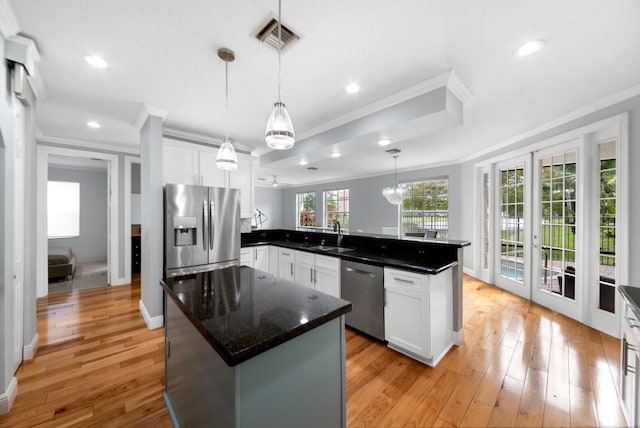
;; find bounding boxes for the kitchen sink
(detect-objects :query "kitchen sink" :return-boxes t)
[308,245,355,253]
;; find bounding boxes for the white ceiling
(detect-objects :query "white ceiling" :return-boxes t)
[11,0,640,186]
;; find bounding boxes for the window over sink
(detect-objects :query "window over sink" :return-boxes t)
[296,191,317,227]
[324,188,349,230]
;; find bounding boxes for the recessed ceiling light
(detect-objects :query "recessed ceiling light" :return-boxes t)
[331,152,341,158]
[515,40,545,57]
[345,83,360,94]
[378,139,391,146]
[83,55,108,69]
[86,121,101,129]
[299,160,308,166]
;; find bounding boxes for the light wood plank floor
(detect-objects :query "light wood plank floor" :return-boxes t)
[0,276,625,427]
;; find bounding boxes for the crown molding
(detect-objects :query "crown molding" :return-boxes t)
[459,83,640,163]
[5,34,48,100]
[163,127,255,154]
[447,70,472,104]
[133,103,169,130]
[0,0,19,38]
[37,133,140,155]
[294,70,469,143]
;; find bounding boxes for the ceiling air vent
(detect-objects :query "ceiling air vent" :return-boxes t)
[256,18,299,50]
[307,166,318,171]
[385,148,401,155]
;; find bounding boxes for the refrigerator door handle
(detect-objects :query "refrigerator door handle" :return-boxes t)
[202,200,208,251]
[210,200,215,250]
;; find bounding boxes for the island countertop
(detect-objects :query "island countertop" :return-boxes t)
[160,265,352,367]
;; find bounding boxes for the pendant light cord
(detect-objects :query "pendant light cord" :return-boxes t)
[225,59,229,141]
[394,155,399,186]
[277,0,282,103]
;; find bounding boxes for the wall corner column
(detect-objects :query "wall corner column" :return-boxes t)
[139,104,168,330]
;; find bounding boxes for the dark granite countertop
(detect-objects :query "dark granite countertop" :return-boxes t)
[619,286,640,319]
[243,239,458,274]
[161,265,352,367]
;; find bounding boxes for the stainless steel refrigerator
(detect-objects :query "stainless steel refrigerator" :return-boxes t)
[164,184,240,277]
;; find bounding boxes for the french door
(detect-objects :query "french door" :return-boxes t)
[531,140,582,320]
[493,156,531,299]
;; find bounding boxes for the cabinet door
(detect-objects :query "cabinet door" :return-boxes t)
[229,154,254,218]
[254,246,269,272]
[294,251,315,289]
[240,248,253,267]
[314,255,340,298]
[278,249,295,281]
[199,150,227,188]
[268,246,279,276]
[385,288,427,357]
[163,143,199,185]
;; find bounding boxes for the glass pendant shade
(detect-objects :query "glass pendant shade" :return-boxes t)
[265,101,295,150]
[382,184,407,205]
[216,139,238,170]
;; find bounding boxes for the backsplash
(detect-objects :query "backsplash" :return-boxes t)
[240,218,252,233]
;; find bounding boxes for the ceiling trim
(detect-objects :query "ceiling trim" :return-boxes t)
[37,130,140,155]
[459,83,640,163]
[5,35,47,100]
[163,127,255,154]
[447,70,472,104]
[133,103,169,130]
[293,70,464,143]
[0,0,19,38]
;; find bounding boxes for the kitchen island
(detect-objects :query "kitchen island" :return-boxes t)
[160,265,352,428]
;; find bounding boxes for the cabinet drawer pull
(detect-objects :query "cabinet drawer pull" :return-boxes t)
[282,252,290,256]
[393,277,415,285]
[625,317,640,329]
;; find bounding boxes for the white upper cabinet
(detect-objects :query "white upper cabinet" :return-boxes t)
[163,138,254,217]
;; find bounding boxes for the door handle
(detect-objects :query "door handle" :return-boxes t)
[310,267,313,282]
[314,268,317,283]
[210,200,215,250]
[345,267,375,278]
[290,262,293,276]
[202,201,208,251]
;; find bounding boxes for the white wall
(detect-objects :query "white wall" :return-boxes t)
[47,167,108,264]
[254,186,284,229]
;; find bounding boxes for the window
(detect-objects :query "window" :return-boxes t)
[296,192,317,227]
[401,178,448,239]
[324,188,349,230]
[48,181,80,238]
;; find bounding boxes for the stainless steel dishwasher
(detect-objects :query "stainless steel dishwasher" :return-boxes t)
[341,260,385,341]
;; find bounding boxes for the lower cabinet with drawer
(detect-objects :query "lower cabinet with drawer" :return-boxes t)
[294,251,341,298]
[621,299,640,427]
[384,267,454,367]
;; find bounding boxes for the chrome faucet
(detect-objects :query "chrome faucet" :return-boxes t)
[333,220,343,246]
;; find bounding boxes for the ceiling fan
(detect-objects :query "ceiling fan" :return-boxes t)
[257,175,291,187]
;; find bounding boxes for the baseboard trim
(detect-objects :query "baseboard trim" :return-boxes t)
[110,277,128,286]
[462,266,476,277]
[453,329,464,346]
[139,299,164,330]
[23,333,39,360]
[0,377,18,415]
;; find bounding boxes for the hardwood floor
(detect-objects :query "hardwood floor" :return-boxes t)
[0,276,625,427]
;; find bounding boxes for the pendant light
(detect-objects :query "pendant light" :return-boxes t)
[216,48,238,170]
[382,155,407,205]
[265,0,295,150]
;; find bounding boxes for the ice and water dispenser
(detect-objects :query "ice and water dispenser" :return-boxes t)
[173,216,197,247]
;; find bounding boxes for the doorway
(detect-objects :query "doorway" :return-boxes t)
[124,156,142,284]
[36,146,120,297]
[478,113,628,336]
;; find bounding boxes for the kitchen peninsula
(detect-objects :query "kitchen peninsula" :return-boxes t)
[161,265,351,428]
[242,228,470,348]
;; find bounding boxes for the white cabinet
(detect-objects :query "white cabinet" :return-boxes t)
[240,246,269,272]
[163,138,254,217]
[268,246,279,276]
[294,251,341,297]
[621,300,640,427]
[384,267,453,367]
[278,248,295,281]
[163,139,225,187]
[240,248,252,267]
